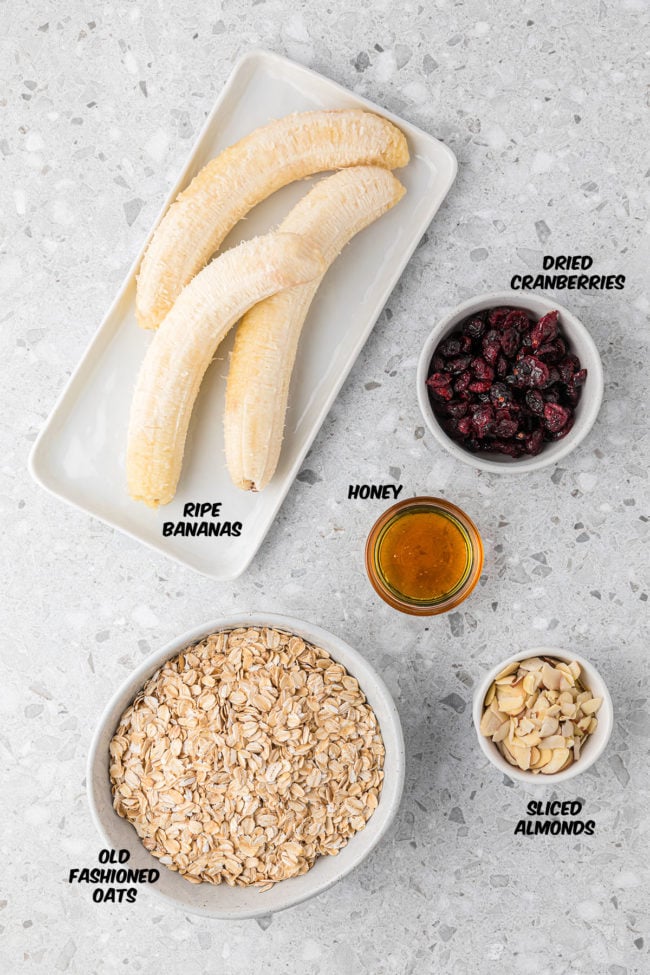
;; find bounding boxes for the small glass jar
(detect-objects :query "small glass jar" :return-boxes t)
[365,496,484,616]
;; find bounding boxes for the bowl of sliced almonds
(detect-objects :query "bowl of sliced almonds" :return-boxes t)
[473,648,613,783]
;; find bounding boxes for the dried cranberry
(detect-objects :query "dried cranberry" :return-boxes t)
[430,385,453,401]
[490,382,512,407]
[536,338,565,362]
[426,372,452,388]
[563,384,581,406]
[500,328,520,357]
[468,379,493,393]
[460,334,473,353]
[445,355,473,373]
[525,389,545,415]
[488,307,512,329]
[442,418,460,436]
[447,400,469,418]
[472,357,495,381]
[503,309,531,333]
[457,416,473,436]
[454,370,472,393]
[524,429,544,455]
[439,336,462,358]
[547,412,575,440]
[496,355,509,377]
[491,439,523,457]
[463,316,486,339]
[495,418,519,438]
[495,406,519,423]
[471,405,495,438]
[530,310,559,349]
[543,402,571,433]
[558,355,582,383]
[546,367,560,387]
[431,353,446,372]
[513,355,550,388]
[482,330,501,365]
[573,368,587,387]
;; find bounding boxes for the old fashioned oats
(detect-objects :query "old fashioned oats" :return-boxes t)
[109,627,385,887]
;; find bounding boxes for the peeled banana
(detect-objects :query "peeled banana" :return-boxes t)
[136,110,409,330]
[224,166,405,492]
[127,233,324,507]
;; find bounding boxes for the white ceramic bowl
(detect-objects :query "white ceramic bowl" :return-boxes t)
[473,647,613,784]
[87,613,405,919]
[416,291,604,473]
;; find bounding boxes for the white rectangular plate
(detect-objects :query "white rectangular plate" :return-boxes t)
[30,49,457,580]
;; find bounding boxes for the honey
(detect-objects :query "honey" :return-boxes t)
[377,508,471,602]
[365,497,483,616]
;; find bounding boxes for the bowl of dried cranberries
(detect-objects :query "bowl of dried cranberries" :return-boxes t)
[417,292,604,473]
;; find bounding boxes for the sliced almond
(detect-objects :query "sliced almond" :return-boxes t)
[484,683,496,707]
[589,717,598,733]
[541,663,562,691]
[568,661,581,680]
[517,732,542,747]
[516,718,535,736]
[539,716,559,738]
[498,697,527,716]
[540,748,570,774]
[581,697,602,715]
[519,657,545,671]
[541,734,566,750]
[480,709,504,737]
[559,753,574,772]
[523,672,541,695]
[531,748,552,769]
[495,674,518,686]
[512,746,532,771]
[494,661,521,681]
[500,741,519,767]
[492,721,510,743]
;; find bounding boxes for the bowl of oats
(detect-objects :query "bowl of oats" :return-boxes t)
[87,613,405,918]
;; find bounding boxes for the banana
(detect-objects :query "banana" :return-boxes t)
[136,110,409,330]
[224,166,405,492]
[127,233,324,507]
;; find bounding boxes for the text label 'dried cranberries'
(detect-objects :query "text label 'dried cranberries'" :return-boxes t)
[426,308,587,459]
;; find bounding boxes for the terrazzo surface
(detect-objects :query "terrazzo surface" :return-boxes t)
[2,0,649,972]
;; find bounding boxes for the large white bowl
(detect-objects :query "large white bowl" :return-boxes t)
[416,291,604,473]
[472,647,613,785]
[87,613,405,918]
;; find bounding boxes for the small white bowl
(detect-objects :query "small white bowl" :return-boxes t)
[87,613,405,919]
[416,291,604,473]
[473,647,613,784]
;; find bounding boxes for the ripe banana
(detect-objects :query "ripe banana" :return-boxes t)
[127,233,324,507]
[136,110,409,330]
[224,166,405,492]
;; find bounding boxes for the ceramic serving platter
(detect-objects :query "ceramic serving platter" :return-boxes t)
[29,49,457,579]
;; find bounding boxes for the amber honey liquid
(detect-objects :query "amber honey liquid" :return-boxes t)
[377,508,472,603]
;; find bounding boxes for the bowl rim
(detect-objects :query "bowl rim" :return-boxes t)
[416,290,604,474]
[472,645,614,784]
[86,612,406,919]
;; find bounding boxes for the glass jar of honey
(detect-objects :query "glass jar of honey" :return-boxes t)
[365,497,483,615]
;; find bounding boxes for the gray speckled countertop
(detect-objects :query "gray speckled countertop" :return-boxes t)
[2,1,649,972]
